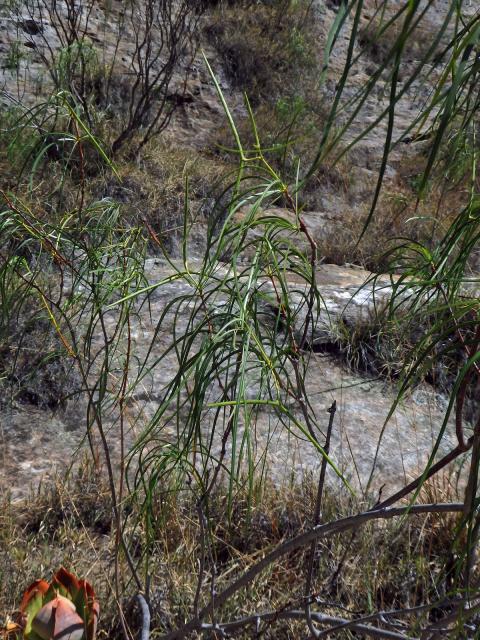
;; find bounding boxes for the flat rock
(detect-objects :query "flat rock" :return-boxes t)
[0,259,461,501]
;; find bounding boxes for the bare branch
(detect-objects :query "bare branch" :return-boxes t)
[201,609,417,640]
[137,594,151,640]
[159,503,464,640]
[304,401,336,637]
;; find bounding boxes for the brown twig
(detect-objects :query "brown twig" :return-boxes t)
[304,401,336,637]
[373,440,473,511]
[202,609,415,640]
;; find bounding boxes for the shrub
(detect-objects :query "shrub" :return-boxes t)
[6,0,207,154]
[206,0,317,107]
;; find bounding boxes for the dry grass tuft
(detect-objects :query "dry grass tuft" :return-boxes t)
[205,1,317,107]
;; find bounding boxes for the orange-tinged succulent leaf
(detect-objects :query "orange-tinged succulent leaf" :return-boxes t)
[18,569,98,640]
[51,570,81,599]
[76,582,98,640]
[50,570,80,604]
[32,596,84,640]
[20,581,50,613]
[19,581,50,637]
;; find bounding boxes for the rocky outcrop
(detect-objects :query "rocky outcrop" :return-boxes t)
[0,259,459,500]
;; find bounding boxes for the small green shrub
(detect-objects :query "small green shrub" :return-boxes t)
[54,40,100,92]
[3,40,28,72]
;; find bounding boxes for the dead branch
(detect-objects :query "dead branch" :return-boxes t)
[159,502,464,639]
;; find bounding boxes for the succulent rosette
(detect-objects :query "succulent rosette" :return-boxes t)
[14,568,99,640]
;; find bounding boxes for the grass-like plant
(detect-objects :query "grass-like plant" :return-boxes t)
[122,68,346,531]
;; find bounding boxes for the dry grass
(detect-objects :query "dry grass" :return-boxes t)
[104,141,231,250]
[0,307,80,409]
[316,143,476,272]
[205,1,318,108]
[206,0,330,193]
[214,99,333,189]
[316,189,425,271]
[0,122,232,258]
[0,465,466,639]
[358,1,451,71]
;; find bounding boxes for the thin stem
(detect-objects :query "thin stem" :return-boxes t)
[304,401,336,638]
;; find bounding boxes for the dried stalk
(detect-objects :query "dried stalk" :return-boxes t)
[304,401,336,638]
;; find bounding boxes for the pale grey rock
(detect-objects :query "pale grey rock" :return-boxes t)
[1,260,460,501]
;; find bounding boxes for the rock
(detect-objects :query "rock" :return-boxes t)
[293,262,395,346]
[20,19,42,35]
[0,259,460,500]
[251,359,457,497]
[0,406,85,501]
